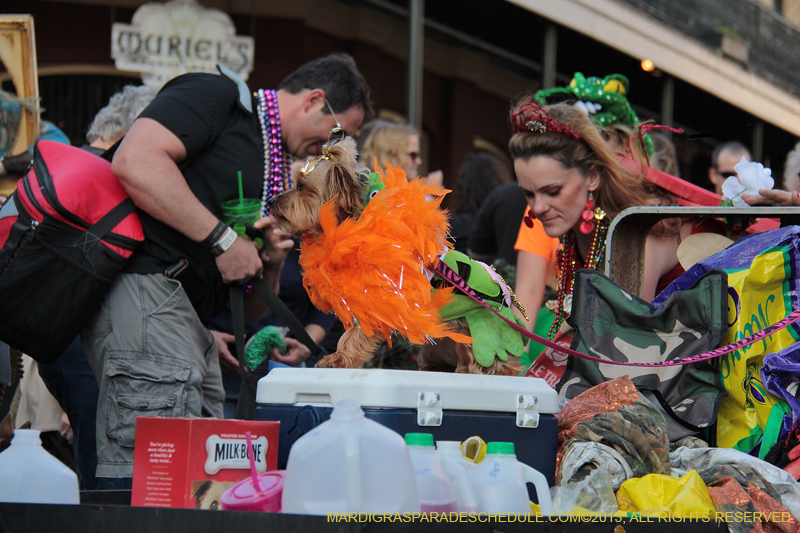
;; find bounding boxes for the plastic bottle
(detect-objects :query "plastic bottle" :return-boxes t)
[435,441,478,513]
[405,433,458,513]
[0,429,79,504]
[436,440,474,469]
[281,399,419,515]
[468,441,554,515]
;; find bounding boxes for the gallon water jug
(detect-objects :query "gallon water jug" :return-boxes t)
[281,399,419,515]
[0,429,79,504]
[468,441,553,514]
[405,433,460,513]
[436,440,474,469]
[434,441,478,512]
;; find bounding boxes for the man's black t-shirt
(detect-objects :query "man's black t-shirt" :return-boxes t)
[126,73,264,322]
[468,182,527,266]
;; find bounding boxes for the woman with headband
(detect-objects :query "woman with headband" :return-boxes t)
[509,100,690,342]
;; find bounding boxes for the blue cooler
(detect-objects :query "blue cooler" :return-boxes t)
[254,368,559,491]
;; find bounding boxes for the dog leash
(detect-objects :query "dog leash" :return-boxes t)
[432,260,800,367]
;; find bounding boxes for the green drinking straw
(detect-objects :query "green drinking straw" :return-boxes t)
[237,170,244,204]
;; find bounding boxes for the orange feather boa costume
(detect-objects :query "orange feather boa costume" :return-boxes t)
[299,165,472,346]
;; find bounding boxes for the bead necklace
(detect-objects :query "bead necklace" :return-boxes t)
[256,89,293,216]
[547,216,609,340]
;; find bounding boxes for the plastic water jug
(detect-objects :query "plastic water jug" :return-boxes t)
[406,433,463,513]
[434,440,478,512]
[468,441,554,514]
[436,440,474,469]
[0,429,79,504]
[281,399,419,515]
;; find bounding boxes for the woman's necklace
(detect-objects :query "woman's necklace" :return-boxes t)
[256,89,293,216]
[547,216,609,340]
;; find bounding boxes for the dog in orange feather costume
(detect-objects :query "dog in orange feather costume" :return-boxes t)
[269,133,526,375]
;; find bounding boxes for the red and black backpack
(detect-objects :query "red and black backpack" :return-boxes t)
[0,140,144,363]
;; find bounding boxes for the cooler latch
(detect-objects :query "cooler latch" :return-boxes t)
[417,392,442,426]
[516,395,539,428]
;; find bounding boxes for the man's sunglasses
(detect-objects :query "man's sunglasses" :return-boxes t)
[325,99,343,130]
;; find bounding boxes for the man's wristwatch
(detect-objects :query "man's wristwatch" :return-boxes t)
[210,227,237,257]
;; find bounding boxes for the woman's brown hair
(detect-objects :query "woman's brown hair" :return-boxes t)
[508,101,657,221]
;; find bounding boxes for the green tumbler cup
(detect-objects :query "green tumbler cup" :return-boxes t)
[221,198,263,247]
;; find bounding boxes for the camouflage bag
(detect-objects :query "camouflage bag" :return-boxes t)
[557,268,728,441]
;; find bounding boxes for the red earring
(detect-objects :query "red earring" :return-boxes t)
[579,193,595,234]
[523,208,535,228]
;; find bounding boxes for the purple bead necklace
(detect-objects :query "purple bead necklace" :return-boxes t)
[256,89,293,215]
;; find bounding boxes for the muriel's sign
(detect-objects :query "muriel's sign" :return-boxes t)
[111,0,253,88]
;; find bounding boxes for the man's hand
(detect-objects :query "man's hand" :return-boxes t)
[210,329,240,373]
[270,337,311,366]
[256,216,294,270]
[215,236,264,284]
[59,413,73,446]
[241,216,294,321]
[743,189,800,207]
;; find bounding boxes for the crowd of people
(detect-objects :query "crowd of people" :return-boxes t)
[2,51,800,490]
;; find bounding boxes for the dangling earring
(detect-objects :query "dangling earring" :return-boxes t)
[579,192,595,235]
[523,208,535,228]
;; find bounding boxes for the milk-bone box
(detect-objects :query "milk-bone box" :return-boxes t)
[132,417,279,509]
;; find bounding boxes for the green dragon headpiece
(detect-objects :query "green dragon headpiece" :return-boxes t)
[535,72,653,156]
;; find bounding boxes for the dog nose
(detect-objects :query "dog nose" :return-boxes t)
[267,195,278,206]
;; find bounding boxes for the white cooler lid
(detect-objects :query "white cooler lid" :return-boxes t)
[256,368,559,415]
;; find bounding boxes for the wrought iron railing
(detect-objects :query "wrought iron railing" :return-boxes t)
[618,0,800,99]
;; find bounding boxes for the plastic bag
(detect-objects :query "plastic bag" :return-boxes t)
[616,470,716,518]
[654,227,800,454]
[551,465,619,515]
[556,377,669,477]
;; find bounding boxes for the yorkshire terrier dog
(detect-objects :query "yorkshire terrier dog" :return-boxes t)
[270,132,525,376]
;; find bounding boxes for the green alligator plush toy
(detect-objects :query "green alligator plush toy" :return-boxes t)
[435,251,528,368]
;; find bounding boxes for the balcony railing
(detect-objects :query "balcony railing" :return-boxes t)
[618,0,800,100]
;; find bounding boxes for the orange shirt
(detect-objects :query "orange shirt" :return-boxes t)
[514,218,559,262]
[515,218,559,290]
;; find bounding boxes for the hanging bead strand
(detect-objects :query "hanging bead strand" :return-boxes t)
[256,89,293,216]
[547,217,609,340]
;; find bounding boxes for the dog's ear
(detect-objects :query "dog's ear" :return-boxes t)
[329,165,366,222]
[326,137,366,222]
[190,479,211,500]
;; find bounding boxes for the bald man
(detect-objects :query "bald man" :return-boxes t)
[709,141,752,196]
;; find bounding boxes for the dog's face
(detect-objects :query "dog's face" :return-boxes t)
[270,136,365,237]
[189,479,235,510]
